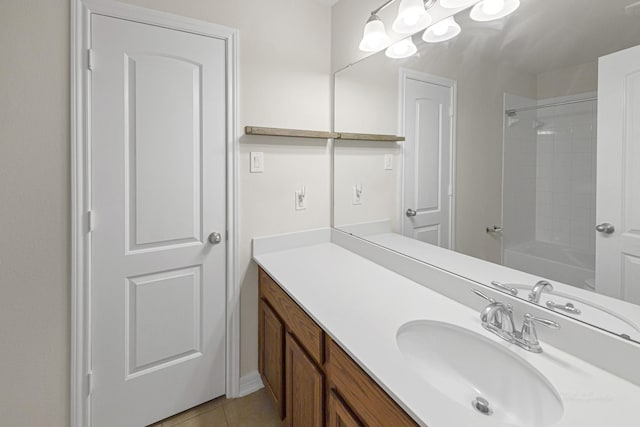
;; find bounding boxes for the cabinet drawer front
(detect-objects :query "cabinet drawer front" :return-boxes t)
[259,269,324,365]
[327,339,418,427]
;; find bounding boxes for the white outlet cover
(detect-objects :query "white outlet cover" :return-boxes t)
[295,189,307,210]
[352,186,362,205]
[384,154,393,170]
[250,152,264,173]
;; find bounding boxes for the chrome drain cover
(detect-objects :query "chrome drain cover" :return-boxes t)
[472,396,493,416]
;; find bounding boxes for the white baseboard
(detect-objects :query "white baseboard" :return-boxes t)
[237,370,264,397]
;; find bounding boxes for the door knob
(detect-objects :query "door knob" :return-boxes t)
[406,208,417,217]
[595,223,615,234]
[208,232,222,244]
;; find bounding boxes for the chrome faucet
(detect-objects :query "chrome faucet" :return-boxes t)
[480,300,515,341]
[474,289,560,353]
[528,280,553,303]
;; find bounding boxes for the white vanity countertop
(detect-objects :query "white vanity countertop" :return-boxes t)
[253,237,640,427]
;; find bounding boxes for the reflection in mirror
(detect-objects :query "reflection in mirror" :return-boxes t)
[333,0,640,342]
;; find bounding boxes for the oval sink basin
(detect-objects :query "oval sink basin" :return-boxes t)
[397,320,563,426]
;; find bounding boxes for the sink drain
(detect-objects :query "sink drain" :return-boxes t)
[472,396,493,416]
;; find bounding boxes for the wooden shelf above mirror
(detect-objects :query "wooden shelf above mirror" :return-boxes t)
[245,126,338,139]
[336,132,404,142]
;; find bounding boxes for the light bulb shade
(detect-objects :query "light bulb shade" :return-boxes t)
[359,15,391,52]
[470,0,520,21]
[385,37,418,59]
[392,0,432,34]
[439,0,479,9]
[422,17,461,43]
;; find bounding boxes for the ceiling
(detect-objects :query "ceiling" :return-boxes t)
[415,0,640,74]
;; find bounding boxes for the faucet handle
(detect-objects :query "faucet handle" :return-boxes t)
[472,289,495,303]
[524,313,560,329]
[519,313,560,353]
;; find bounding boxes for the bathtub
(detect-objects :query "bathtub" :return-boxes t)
[503,240,595,289]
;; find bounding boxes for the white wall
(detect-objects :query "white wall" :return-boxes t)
[0,2,70,426]
[537,61,598,100]
[0,1,332,425]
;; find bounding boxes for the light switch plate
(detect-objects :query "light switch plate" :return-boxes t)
[384,154,393,170]
[250,152,264,173]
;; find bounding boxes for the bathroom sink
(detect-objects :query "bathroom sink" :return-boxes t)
[396,320,563,426]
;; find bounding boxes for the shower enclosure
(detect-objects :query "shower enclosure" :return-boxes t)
[502,93,597,289]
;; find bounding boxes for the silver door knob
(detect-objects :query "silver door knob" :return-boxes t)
[208,232,222,244]
[595,223,615,234]
[406,208,417,217]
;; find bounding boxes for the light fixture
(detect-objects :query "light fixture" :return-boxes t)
[470,0,520,21]
[392,0,432,34]
[385,37,418,58]
[439,0,479,9]
[422,16,461,43]
[359,14,391,52]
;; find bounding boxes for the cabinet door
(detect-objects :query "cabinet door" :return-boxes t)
[259,300,284,419]
[285,333,323,427]
[328,390,363,427]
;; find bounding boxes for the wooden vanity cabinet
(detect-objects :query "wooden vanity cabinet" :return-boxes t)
[259,268,325,426]
[258,268,418,427]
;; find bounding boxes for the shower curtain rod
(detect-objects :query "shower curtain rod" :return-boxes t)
[505,96,597,116]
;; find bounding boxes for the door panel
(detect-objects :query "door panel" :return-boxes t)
[596,44,640,303]
[126,54,203,249]
[91,14,226,427]
[259,300,285,419]
[403,76,452,249]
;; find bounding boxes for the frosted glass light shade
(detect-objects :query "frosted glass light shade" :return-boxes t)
[422,17,461,43]
[385,38,418,59]
[470,0,520,21]
[392,0,432,34]
[359,15,391,52]
[440,0,480,9]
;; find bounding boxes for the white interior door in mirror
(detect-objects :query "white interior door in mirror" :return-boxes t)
[402,74,454,249]
[596,44,640,304]
[90,15,227,427]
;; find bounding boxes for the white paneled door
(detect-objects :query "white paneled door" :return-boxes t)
[596,44,640,304]
[90,15,226,427]
[403,75,454,248]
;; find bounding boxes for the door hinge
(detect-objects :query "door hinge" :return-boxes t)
[87,371,93,396]
[449,105,454,117]
[87,210,95,233]
[87,49,95,71]
[448,184,453,197]
[225,230,229,241]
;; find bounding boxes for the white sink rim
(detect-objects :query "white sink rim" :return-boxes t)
[396,320,564,427]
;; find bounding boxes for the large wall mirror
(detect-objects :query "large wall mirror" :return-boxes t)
[333,0,640,342]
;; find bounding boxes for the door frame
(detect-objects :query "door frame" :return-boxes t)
[398,69,457,249]
[70,1,240,425]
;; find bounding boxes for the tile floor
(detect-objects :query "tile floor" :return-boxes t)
[149,389,283,427]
